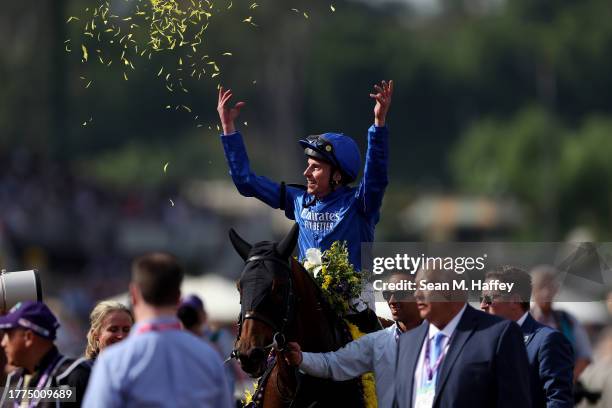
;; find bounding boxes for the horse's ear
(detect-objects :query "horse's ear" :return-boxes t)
[229,228,252,261]
[277,223,299,259]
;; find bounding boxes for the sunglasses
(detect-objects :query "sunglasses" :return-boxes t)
[479,294,504,305]
[382,290,414,302]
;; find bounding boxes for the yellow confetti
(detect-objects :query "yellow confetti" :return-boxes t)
[166,105,171,109]
[157,66,164,76]
[330,4,336,12]
[181,105,192,112]
[163,162,169,173]
[222,52,232,56]
[179,57,183,65]
[243,16,253,23]
[123,72,128,80]
[250,3,259,9]
[85,81,92,88]
[81,45,88,62]
[303,12,309,19]
[169,199,175,207]
[66,16,80,23]
[244,121,248,126]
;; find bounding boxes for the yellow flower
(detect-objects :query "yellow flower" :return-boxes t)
[322,275,333,290]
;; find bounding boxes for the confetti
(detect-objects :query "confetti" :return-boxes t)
[81,44,88,62]
[330,4,336,12]
[163,162,169,173]
[123,72,128,80]
[169,199,175,207]
[67,16,80,23]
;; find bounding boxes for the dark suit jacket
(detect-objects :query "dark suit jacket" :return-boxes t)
[521,313,574,408]
[394,305,531,408]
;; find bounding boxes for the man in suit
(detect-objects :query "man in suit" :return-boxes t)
[394,266,531,408]
[481,265,574,408]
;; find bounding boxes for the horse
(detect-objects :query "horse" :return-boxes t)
[229,224,366,408]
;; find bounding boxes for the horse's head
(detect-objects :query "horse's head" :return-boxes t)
[230,224,299,377]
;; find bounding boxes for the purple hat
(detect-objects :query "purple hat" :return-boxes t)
[179,294,204,311]
[0,301,60,340]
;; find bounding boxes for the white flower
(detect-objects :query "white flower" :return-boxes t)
[303,248,323,278]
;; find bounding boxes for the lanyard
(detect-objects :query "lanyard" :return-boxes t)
[136,321,182,335]
[423,334,448,382]
[15,354,63,408]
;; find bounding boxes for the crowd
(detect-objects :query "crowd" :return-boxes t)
[0,254,610,408]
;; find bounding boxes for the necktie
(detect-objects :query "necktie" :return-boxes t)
[431,332,446,363]
[427,332,446,383]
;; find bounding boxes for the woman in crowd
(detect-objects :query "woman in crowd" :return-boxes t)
[85,301,134,364]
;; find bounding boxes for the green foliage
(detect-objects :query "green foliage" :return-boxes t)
[303,241,362,316]
[452,107,612,238]
[79,132,223,188]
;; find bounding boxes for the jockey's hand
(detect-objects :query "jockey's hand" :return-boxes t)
[370,80,393,127]
[217,86,246,135]
[284,342,303,366]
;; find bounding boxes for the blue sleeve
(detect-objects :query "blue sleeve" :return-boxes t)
[82,356,122,408]
[539,330,574,408]
[221,132,297,218]
[496,322,532,408]
[356,125,389,221]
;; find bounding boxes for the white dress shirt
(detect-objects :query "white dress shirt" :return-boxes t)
[516,311,529,327]
[412,304,467,408]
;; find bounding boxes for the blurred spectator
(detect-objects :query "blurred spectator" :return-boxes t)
[0,301,91,407]
[177,294,240,398]
[606,289,612,325]
[531,265,593,379]
[83,252,232,408]
[85,301,133,364]
[576,328,612,408]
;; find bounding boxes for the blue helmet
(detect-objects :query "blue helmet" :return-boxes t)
[298,133,361,183]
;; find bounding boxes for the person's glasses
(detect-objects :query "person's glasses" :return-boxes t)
[382,290,414,302]
[479,295,493,305]
[479,294,504,305]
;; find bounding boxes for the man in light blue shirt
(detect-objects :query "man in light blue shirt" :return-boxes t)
[284,272,422,408]
[83,253,233,408]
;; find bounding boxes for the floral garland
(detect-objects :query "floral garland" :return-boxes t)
[302,241,363,316]
[346,321,378,408]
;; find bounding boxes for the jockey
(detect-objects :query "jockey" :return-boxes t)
[217,80,393,332]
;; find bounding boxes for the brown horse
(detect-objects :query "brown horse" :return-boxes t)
[229,224,365,408]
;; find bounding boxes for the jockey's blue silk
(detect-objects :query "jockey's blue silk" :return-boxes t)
[221,124,388,271]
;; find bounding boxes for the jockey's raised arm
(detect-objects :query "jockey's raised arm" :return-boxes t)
[216,80,393,333]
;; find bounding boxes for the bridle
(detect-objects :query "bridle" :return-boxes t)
[231,254,295,359]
